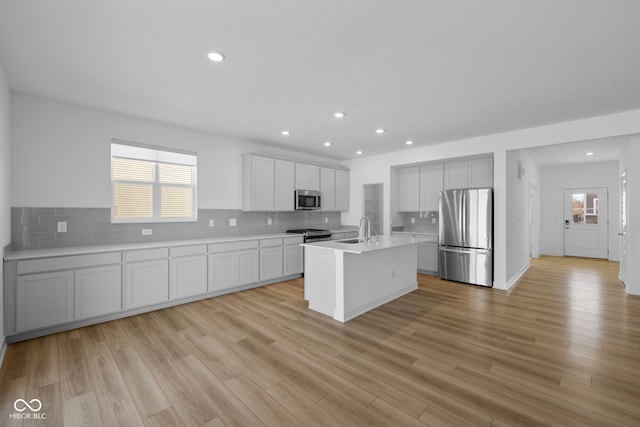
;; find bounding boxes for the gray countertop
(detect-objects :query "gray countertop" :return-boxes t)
[4,232,299,261]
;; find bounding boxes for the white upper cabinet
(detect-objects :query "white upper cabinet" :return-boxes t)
[396,167,420,212]
[444,157,493,189]
[420,163,443,212]
[443,160,469,190]
[243,153,348,212]
[295,163,320,190]
[468,157,493,188]
[275,159,295,211]
[243,154,275,211]
[335,169,349,211]
[320,167,336,211]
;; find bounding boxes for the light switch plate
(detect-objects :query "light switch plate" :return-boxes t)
[57,222,67,233]
[229,218,237,226]
[209,219,215,227]
[432,217,436,224]
[267,218,272,225]
[411,217,415,224]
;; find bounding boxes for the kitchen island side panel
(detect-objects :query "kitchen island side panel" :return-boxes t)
[341,244,417,321]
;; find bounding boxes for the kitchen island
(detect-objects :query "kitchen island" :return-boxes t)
[301,234,428,322]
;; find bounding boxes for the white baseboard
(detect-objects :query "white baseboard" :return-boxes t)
[505,262,531,291]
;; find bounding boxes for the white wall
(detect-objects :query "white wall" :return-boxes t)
[11,93,340,209]
[539,161,620,260]
[505,149,541,283]
[620,137,640,294]
[342,109,640,290]
[0,63,11,360]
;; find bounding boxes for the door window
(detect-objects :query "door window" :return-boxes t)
[571,193,599,225]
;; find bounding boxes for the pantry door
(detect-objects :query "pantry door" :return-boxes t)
[563,188,608,258]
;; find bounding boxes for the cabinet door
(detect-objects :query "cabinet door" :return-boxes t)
[260,247,283,281]
[16,271,74,332]
[396,167,420,211]
[75,265,122,320]
[469,157,493,188]
[243,154,275,211]
[237,249,259,285]
[284,245,303,276]
[209,252,236,291]
[275,160,295,211]
[295,163,320,190]
[171,255,207,299]
[335,169,350,211]
[125,259,169,309]
[444,160,469,190]
[420,163,444,212]
[418,243,439,274]
[320,167,336,211]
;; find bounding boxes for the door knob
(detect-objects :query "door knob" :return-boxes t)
[618,232,626,236]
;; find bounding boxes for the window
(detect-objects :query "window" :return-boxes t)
[111,142,197,223]
[571,192,599,225]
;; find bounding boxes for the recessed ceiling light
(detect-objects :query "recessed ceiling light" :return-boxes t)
[375,128,385,134]
[356,150,363,155]
[586,151,594,156]
[324,141,331,147]
[207,52,225,62]
[281,130,290,136]
[333,112,345,119]
[405,140,414,145]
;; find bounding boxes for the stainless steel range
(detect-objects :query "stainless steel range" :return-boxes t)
[286,228,332,243]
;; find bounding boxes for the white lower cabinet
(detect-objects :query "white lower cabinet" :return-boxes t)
[16,271,74,333]
[418,243,439,275]
[170,245,208,299]
[208,240,259,292]
[284,236,303,276]
[75,265,122,320]
[125,248,169,310]
[260,246,283,281]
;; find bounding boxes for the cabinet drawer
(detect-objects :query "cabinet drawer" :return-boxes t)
[260,238,283,248]
[170,244,207,258]
[125,248,169,262]
[17,252,121,275]
[208,240,258,254]
[284,236,303,245]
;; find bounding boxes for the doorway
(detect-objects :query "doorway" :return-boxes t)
[563,187,608,258]
[363,183,383,236]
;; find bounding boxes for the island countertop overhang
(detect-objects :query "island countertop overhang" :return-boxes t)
[300,234,431,254]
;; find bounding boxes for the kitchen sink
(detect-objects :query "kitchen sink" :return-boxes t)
[338,238,363,244]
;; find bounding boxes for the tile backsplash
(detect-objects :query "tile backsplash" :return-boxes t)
[400,211,439,234]
[11,207,343,250]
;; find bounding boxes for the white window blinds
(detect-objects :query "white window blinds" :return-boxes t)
[111,142,197,223]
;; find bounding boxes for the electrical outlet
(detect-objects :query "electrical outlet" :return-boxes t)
[267,218,272,225]
[432,217,436,224]
[325,217,328,223]
[411,217,415,224]
[209,219,215,227]
[142,229,152,236]
[57,222,67,233]
[229,218,237,226]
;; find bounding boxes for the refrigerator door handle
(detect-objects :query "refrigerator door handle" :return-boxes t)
[461,191,466,247]
[440,246,491,255]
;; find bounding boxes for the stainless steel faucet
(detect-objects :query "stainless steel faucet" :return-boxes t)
[358,216,371,242]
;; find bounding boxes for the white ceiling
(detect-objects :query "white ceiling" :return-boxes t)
[522,137,627,168]
[1,1,640,160]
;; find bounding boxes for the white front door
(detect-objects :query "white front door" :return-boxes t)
[620,171,628,283]
[564,188,608,259]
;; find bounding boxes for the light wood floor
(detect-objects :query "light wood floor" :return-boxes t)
[2,256,640,426]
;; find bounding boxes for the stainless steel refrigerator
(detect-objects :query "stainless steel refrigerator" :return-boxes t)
[439,188,493,287]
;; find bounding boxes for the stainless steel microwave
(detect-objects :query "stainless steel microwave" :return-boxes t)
[295,190,321,210]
